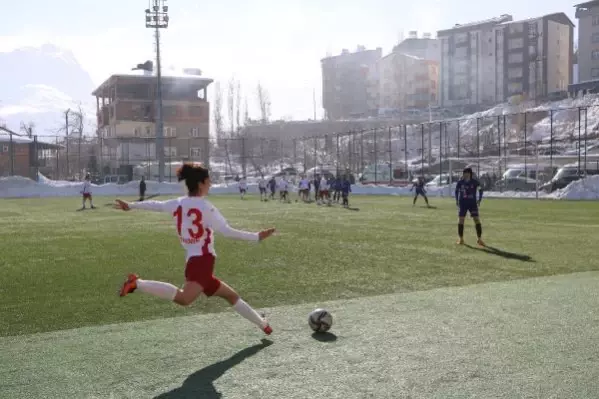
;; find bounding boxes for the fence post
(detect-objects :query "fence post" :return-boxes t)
[502,115,507,173]
[584,107,588,175]
[439,122,443,182]
[33,135,39,181]
[420,124,424,176]
[313,137,318,173]
[241,137,247,178]
[360,132,364,176]
[458,119,460,160]
[577,107,581,175]
[78,128,82,178]
[524,111,528,179]
[497,115,501,178]
[550,109,553,172]
[336,133,340,176]
[303,138,307,173]
[9,131,14,176]
[293,138,297,169]
[403,125,408,179]
[388,127,392,184]
[373,128,378,183]
[476,117,480,176]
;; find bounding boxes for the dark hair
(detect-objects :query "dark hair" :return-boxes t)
[177,162,209,195]
[463,167,473,176]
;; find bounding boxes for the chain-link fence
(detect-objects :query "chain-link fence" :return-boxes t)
[2,105,599,192]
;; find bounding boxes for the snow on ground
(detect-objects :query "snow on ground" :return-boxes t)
[1,174,599,200]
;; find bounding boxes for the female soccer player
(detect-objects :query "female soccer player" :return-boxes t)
[115,162,276,335]
[455,167,485,246]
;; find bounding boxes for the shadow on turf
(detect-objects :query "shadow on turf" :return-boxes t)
[465,244,534,262]
[154,339,273,399]
[311,332,338,342]
[345,207,360,211]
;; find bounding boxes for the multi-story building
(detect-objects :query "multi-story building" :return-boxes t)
[438,13,574,107]
[575,1,599,83]
[92,74,213,177]
[379,52,439,111]
[392,32,441,62]
[321,46,382,120]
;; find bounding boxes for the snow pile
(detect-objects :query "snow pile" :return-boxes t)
[551,175,599,200]
[1,175,597,200]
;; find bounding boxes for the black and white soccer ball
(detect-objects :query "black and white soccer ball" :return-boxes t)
[308,308,333,332]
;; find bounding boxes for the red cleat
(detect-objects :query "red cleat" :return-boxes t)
[263,325,273,335]
[119,274,138,297]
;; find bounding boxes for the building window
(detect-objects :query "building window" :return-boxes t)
[508,82,523,93]
[1,145,8,153]
[592,68,599,78]
[508,52,524,63]
[508,68,523,79]
[190,147,202,158]
[508,38,524,49]
[191,127,201,137]
[164,127,176,137]
[134,127,142,137]
[189,106,203,117]
[592,50,599,60]
[593,33,599,43]
[145,126,153,137]
[164,147,177,157]
[593,15,599,26]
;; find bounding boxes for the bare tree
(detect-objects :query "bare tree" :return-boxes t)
[227,77,236,136]
[244,96,250,125]
[212,82,224,140]
[20,121,35,137]
[256,82,271,124]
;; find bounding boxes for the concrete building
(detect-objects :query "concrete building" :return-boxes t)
[321,46,382,120]
[574,1,599,89]
[438,13,574,107]
[92,74,213,177]
[378,52,439,111]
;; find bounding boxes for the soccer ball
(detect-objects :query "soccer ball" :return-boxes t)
[308,308,333,332]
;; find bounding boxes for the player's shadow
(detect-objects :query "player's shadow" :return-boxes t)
[153,339,273,399]
[465,244,534,262]
[311,332,338,342]
[421,205,438,209]
[345,207,360,211]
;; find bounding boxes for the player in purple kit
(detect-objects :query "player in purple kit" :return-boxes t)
[455,167,485,246]
[410,176,430,207]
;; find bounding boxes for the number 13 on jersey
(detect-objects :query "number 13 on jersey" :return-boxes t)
[173,205,204,239]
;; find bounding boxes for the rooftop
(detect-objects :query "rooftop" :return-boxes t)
[438,12,574,36]
[575,1,599,9]
[92,73,214,96]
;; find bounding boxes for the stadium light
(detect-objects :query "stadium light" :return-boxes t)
[145,0,169,182]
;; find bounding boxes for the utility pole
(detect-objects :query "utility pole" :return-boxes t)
[65,109,70,178]
[145,0,169,182]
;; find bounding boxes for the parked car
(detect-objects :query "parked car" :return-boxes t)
[540,163,599,192]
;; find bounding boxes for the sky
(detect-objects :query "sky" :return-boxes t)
[0,0,578,122]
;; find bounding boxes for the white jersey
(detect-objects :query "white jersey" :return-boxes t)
[258,179,267,188]
[299,179,309,190]
[320,178,329,191]
[129,196,258,260]
[239,179,247,190]
[278,179,289,191]
[82,181,92,194]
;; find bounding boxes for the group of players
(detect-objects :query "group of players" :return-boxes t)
[79,163,484,338]
[236,174,353,208]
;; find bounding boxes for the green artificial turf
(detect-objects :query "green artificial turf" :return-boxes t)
[1,195,598,337]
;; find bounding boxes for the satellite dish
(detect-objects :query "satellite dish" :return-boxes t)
[183,68,202,76]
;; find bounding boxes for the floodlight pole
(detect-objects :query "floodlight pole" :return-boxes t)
[145,0,169,182]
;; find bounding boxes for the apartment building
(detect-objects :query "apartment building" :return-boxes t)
[575,1,599,83]
[379,52,439,111]
[321,46,382,120]
[92,74,213,175]
[438,13,574,107]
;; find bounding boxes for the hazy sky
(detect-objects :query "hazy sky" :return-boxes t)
[0,0,577,120]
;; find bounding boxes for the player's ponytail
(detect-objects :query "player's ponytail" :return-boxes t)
[176,162,210,195]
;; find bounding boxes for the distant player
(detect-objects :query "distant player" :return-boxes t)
[79,173,95,210]
[319,175,330,205]
[268,177,277,200]
[332,176,342,203]
[455,167,485,246]
[341,176,352,208]
[238,177,247,200]
[258,176,267,201]
[278,177,289,202]
[298,176,310,202]
[116,163,275,335]
[410,176,430,207]
[313,175,320,202]
[139,176,146,201]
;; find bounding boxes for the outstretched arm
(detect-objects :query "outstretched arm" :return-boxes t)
[454,182,460,204]
[208,206,275,241]
[115,199,169,212]
[478,187,484,204]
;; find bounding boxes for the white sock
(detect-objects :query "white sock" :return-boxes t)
[233,298,266,328]
[137,279,178,301]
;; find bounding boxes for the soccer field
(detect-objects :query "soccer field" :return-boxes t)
[1,196,599,398]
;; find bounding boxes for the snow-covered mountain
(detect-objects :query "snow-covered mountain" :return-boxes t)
[0,44,96,136]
